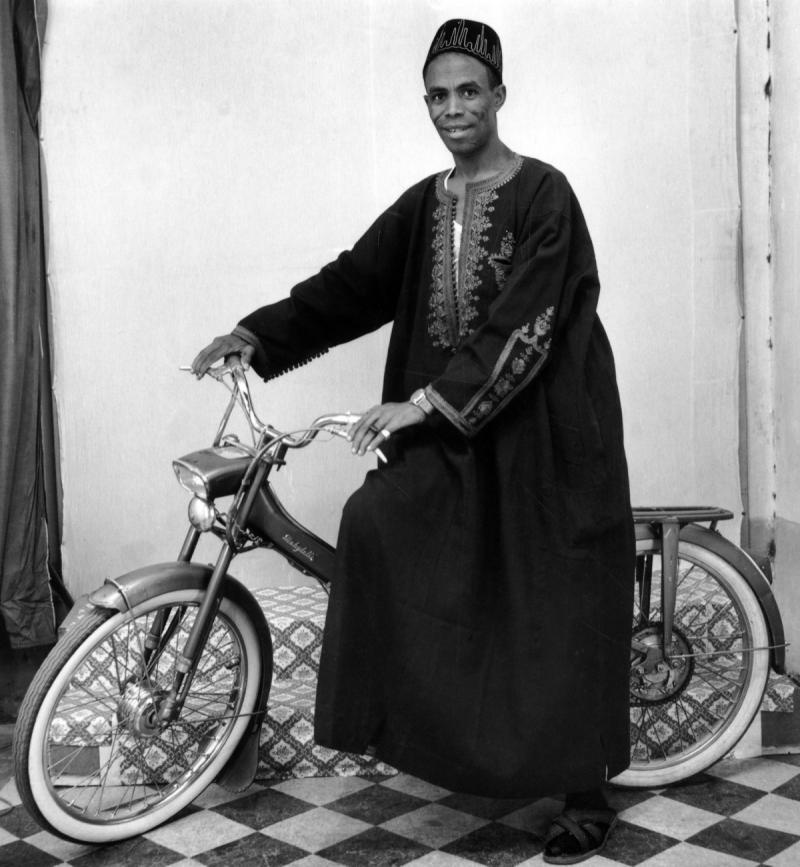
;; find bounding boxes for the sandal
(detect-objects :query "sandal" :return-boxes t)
[543,807,617,864]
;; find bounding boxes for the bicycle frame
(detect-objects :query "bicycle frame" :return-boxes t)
[23,359,788,838]
[131,362,787,726]
[41,357,787,812]
[155,363,352,723]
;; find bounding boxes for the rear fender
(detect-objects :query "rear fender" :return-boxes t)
[74,562,273,790]
[635,524,786,673]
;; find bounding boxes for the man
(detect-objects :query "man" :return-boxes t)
[193,19,634,864]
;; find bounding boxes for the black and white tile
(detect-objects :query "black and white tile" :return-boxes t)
[3,753,800,866]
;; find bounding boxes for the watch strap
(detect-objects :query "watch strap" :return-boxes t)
[409,388,435,415]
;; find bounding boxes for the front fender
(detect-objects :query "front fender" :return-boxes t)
[635,524,786,673]
[65,562,273,791]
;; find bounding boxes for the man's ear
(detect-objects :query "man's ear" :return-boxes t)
[423,93,431,108]
[493,84,507,110]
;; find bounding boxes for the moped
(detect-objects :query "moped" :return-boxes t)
[12,360,787,843]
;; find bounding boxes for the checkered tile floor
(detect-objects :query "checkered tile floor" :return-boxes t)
[3,750,800,866]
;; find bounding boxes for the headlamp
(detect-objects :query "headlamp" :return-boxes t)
[172,462,209,499]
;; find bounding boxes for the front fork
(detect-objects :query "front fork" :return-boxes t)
[178,527,202,563]
[137,527,202,681]
[154,462,269,724]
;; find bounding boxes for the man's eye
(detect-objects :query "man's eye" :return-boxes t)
[430,93,445,103]
[462,89,477,98]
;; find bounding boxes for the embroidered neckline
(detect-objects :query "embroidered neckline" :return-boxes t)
[435,153,523,204]
[427,154,523,352]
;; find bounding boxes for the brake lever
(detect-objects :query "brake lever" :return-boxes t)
[178,363,229,383]
[314,413,387,464]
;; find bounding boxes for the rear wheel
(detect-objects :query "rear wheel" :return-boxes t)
[613,539,770,788]
[14,589,261,843]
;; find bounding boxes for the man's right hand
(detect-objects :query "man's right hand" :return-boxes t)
[191,334,255,378]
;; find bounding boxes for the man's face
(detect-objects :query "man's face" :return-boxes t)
[423,53,506,157]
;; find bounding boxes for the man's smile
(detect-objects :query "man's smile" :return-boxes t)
[441,125,471,136]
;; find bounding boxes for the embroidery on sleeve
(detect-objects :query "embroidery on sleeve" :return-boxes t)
[462,305,555,429]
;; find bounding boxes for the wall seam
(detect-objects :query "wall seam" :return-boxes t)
[735,0,777,560]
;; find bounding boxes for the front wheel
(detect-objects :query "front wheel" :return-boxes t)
[13,588,262,843]
[613,539,771,788]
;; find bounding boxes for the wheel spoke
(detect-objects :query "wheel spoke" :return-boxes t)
[643,705,667,761]
[66,724,122,813]
[52,694,119,715]
[689,665,744,697]
[676,695,697,750]
[65,680,119,714]
[24,596,256,836]
[693,666,747,681]
[182,695,235,714]
[625,543,771,786]
[111,632,127,693]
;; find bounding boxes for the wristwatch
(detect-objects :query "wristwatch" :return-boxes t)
[409,388,434,415]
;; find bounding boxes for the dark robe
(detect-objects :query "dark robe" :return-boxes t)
[237,155,635,797]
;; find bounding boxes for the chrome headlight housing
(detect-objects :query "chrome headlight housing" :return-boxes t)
[172,461,209,499]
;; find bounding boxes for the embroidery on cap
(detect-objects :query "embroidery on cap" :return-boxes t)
[431,20,502,73]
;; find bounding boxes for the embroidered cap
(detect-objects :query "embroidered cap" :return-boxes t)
[423,18,503,83]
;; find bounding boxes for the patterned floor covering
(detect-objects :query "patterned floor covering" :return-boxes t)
[3,747,800,866]
[2,581,797,865]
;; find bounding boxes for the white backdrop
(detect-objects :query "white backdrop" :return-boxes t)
[40,0,742,597]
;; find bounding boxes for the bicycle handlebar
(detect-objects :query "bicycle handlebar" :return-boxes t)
[181,358,382,459]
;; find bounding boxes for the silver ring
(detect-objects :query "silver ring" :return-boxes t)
[380,429,391,439]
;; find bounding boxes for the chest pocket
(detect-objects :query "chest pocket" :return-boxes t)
[488,229,516,291]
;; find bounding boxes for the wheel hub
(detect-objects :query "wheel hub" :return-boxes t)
[630,624,694,705]
[118,683,166,738]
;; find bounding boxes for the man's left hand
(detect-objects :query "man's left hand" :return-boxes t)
[349,402,427,457]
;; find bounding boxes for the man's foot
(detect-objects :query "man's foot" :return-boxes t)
[542,807,617,864]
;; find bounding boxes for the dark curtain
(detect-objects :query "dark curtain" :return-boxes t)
[0,0,59,648]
